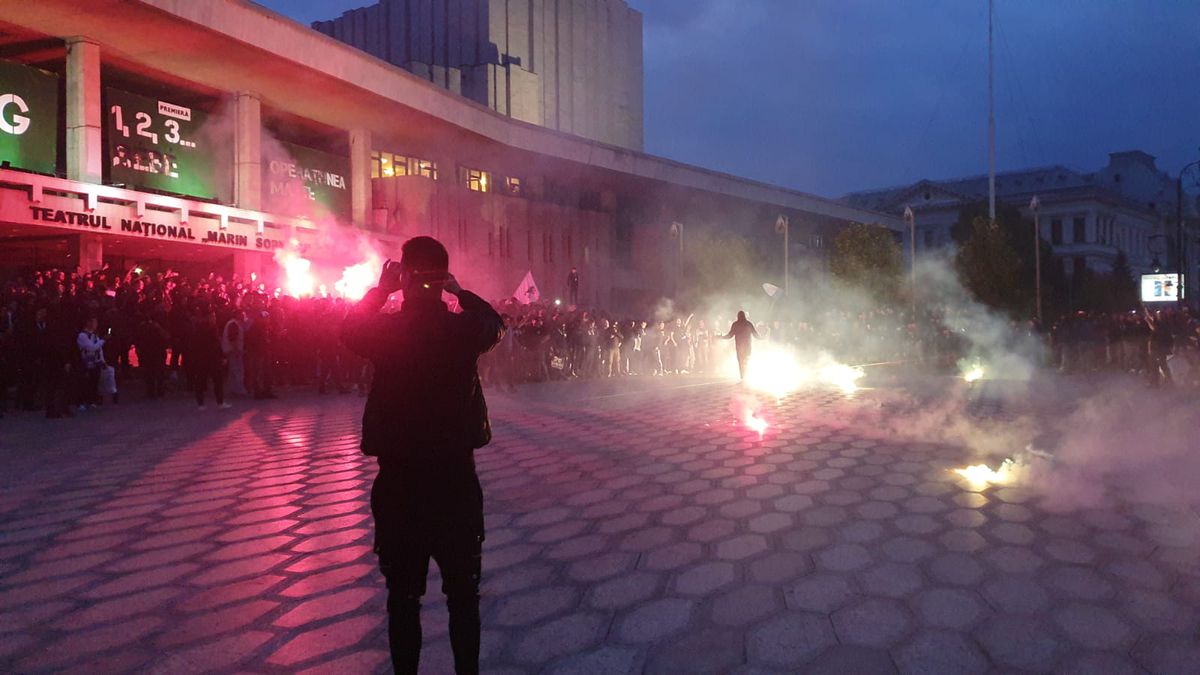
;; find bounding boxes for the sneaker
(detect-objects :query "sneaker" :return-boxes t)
[197,405,207,411]
[218,403,232,409]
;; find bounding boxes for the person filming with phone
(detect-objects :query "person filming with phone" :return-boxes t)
[341,236,503,675]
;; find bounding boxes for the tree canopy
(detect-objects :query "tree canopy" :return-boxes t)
[829,222,904,299]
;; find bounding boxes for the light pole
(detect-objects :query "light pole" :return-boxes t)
[669,221,684,299]
[1178,156,1199,305]
[1030,195,1042,323]
[903,206,916,316]
[776,215,789,297]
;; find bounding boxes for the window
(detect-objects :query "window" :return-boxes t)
[371,151,438,179]
[1073,216,1086,243]
[459,166,491,192]
[504,176,522,196]
[1051,218,1063,245]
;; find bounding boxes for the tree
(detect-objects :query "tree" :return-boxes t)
[829,222,904,299]
[952,200,1062,317]
[955,216,1023,313]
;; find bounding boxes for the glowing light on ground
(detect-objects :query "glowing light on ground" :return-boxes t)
[952,458,1019,489]
[744,411,768,438]
[721,343,864,398]
[962,364,986,383]
[819,362,865,395]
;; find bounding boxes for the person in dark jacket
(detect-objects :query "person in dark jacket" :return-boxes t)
[721,310,761,380]
[189,309,228,409]
[342,236,503,675]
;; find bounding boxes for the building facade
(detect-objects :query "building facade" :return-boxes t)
[312,0,644,151]
[843,151,1199,302]
[0,0,895,313]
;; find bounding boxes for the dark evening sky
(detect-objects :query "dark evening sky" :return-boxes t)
[253,0,1200,198]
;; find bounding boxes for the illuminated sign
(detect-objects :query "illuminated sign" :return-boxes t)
[0,60,59,174]
[105,87,229,200]
[264,141,351,222]
[1141,273,1183,302]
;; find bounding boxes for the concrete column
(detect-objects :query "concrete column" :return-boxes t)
[67,233,104,273]
[349,127,372,228]
[66,38,102,183]
[233,92,262,210]
[231,251,261,284]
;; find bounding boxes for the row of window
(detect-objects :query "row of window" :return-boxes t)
[369,151,526,196]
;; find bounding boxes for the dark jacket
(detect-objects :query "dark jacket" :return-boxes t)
[342,287,504,461]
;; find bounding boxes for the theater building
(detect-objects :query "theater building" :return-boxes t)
[0,0,897,311]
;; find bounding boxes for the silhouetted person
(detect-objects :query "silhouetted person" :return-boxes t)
[721,310,760,380]
[342,236,503,675]
[566,267,579,305]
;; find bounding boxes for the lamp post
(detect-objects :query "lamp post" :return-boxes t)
[903,206,916,316]
[1178,156,1199,305]
[1030,195,1042,324]
[775,215,789,297]
[669,221,684,299]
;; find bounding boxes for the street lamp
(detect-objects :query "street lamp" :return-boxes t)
[669,221,684,299]
[903,206,916,316]
[1030,195,1042,324]
[1178,155,1200,305]
[775,215,789,297]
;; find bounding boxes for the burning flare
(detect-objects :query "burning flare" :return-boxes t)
[275,249,315,298]
[744,410,768,438]
[962,364,986,383]
[335,259,381,301]
[724,342,864,398]
[952,458,1019,488]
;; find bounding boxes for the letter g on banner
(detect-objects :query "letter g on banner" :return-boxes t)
[0,94,31,135]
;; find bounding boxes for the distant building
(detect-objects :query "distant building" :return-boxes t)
[312,0,644,151]
[843,151,1198,300]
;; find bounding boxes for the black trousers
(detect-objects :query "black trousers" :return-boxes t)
[371,461,483,675]
[192,366,225,405]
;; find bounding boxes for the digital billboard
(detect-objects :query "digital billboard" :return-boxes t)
[1141,273,1183,303]
[106,87,228,200]
[263,141,351,222]
[0,60,60,174]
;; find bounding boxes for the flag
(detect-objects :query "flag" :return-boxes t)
[762,282,781,297]
[775,215,788,234]
[513,270,540,304]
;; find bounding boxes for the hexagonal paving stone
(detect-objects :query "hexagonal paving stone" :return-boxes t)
[772,495,815,513]
[643,542,703,571]
[748,512,793,534]
[892,629,988,675]
[747,611,836,668]
[858,562,923,599]
[781,527,831,552]
[566,551,637,583]
[675,560,737,596]
[618,597,695,644]
[980,575,1051,614]
[1056,652,1147,675]
[816,543,873,572]
[748,552,812,584]
[1044,538,1097,565]
[837,521,885,543]
[513,611,607,664]
[1052,602,1136,650]
[712,584,780,626]
[494,586,579,626]
[716,534,769,561]
[913,587,989,630]
[937,529,987,553]
[647,627,745,675]
[546,646,640,675]
[1131,634,1200,674]
[1118,588,1200,633]
[1045,564,1116,601]
[831,597,912,648]
[804,645,897,675]
[880,536,937,563]
[975,615,1065,672]
[982,545,1044,574]
[688,519,736,543]
[588,571,661,610]
[855,501,899,520]
[926,552,985,587]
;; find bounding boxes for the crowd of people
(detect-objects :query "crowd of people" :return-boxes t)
[2,264,1199,420]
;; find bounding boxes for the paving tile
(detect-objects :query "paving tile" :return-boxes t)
[832,597,913,647]
[266,615,380,667]
[618,597,694,643]
[892,629,988,675]
[747,611,835,668]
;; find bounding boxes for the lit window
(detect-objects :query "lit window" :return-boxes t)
[506,176,522,196]
[372,151,437,180]
[461,166,491,193]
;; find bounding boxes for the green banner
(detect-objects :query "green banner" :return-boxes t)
[0,60,59,174]
[105,87,227,200]
[264,141,351,222]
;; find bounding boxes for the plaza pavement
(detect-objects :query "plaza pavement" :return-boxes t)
[2,373,1199,674]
